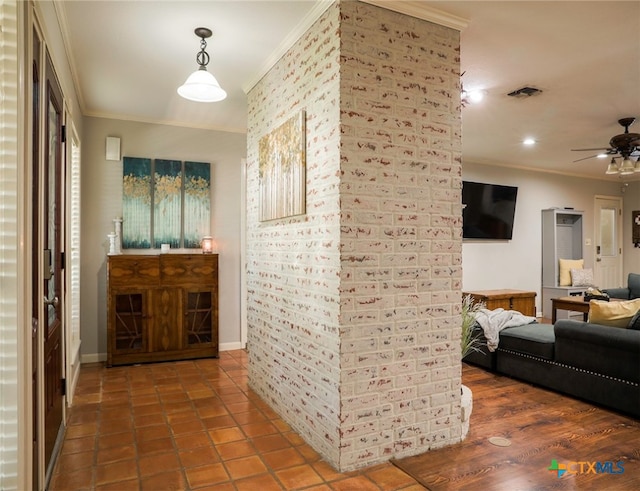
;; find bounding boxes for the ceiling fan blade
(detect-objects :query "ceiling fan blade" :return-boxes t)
[571,147,612,152]
[572,154,602,163]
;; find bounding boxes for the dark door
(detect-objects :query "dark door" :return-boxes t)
[31,27,41,488]
[42,52,65,471]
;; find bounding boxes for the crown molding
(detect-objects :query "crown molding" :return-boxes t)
[84,110,247,135]
[243,0,468,94]
[51,0,87,113]
[359,0,469,31]
[242,0,335,94]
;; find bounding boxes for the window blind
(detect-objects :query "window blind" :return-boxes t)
[0,0,21,488]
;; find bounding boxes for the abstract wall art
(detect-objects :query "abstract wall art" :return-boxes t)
[184,161,211,248]
[122,157,152,249]
[153,159,182,249]
[122,158,211,249]
[259,110,306,221]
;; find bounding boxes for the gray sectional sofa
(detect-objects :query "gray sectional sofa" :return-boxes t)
[605,272,640,300]
[464,319,640,418]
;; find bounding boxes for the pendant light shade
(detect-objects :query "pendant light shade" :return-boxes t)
[178,27,227,103]
[178,67,226,102]
[619,157,636,175]
[605,158,619,175]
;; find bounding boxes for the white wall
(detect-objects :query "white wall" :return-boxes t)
[80,117,246,361]
[622,181,640,276]
[462,162,625,315]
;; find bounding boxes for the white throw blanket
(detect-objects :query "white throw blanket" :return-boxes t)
[473,308,537,352]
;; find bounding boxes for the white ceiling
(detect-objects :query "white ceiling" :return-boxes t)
[58,0,640,180]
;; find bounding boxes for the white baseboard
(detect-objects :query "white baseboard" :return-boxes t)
[81,352,107,364]
[220,341,246,351]
[81,343,246,365]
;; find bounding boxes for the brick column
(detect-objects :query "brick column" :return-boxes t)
[247,0,462,471]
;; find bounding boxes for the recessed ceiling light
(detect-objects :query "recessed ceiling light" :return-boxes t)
[467,90,485,103]
[523,138,536,146]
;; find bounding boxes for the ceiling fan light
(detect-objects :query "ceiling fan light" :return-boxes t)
[619,158,635,175]
[634,158,640,173]
[605,160,619,175]
[178,67,227,102]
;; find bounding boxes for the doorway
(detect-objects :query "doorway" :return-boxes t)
[594,195,623,289]
[32,33,66,486]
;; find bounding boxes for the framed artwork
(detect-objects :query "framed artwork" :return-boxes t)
[122,157,152,249]
[183,161,211,248]
[259,110,306,221]
[122,158,211,249]
[153,159,182,249]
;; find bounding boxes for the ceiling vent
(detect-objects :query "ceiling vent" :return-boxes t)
[507,86,542,98]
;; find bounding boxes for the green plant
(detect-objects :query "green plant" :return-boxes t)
[461,294,485,359]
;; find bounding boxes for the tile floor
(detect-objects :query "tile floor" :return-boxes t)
[49,350,424,490]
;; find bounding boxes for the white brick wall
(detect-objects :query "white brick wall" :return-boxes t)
[247,0,462,472]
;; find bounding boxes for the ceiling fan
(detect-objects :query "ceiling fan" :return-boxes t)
[572,117,640,174]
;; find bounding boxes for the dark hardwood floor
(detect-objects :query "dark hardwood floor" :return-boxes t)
[392,363,640,491]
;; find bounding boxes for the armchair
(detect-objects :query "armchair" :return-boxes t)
[604,273,640,300]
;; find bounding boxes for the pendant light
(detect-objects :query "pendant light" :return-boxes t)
[605,158,619,175]
[619,157,636,175]
[178,27,227,103]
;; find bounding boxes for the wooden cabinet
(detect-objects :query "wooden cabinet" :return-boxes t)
[107,254,218,366]
[463,289,537,317]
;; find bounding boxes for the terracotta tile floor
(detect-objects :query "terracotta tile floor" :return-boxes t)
[49,350,424,491]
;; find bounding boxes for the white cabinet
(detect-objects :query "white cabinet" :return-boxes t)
[541,209,584,318]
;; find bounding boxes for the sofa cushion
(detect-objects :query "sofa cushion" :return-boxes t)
[588,298,640,328]
[498,323,555,360]
[559,258,583,286]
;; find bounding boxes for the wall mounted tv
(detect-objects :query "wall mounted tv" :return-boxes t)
[462,181,518,240]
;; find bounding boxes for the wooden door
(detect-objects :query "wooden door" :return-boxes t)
[151,288,183,353]
[594,196,623,289]
[43,52,65,470]
[31,27,41,488]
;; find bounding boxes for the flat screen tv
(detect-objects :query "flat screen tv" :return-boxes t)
[462,181,518,240]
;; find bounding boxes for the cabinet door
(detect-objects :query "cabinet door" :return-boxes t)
[183,288,218,348]
[151,287,183,352]
[110,290,149,355]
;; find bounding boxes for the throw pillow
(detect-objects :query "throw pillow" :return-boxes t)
[559,258,584,286]
[589,298,640,328]
[629,310,640,330]
[571,268,594,287]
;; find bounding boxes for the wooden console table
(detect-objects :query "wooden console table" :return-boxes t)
[551,296,623,323]
[107,253,219,366]
[551,296,589,323]
[463,289,536,317]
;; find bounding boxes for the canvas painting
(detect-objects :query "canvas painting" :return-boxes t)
[259,110,306,221]
[183,161,211,248]
[122,157,152,249]
[153,159,182,249]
